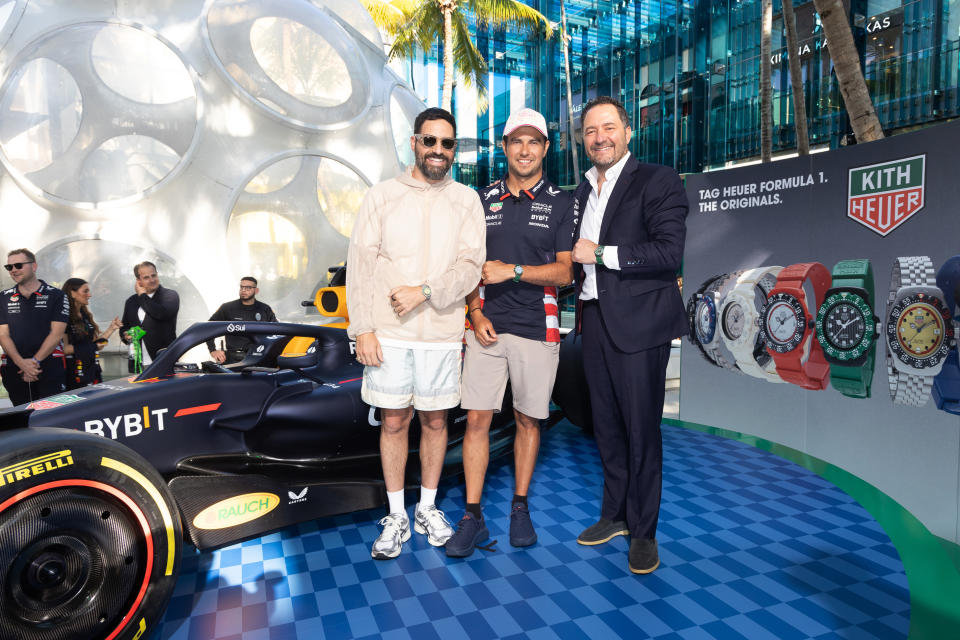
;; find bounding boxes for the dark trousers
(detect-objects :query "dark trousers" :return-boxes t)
[581,302,670,540]
[1,363,65,406]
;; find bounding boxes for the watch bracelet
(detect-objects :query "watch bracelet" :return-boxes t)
[887,256,937,405]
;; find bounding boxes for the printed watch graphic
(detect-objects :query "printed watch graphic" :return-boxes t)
[759,262,831,390]
[885,256,953,406]
[815,259,881,399]
[931,255,960,413]
[686,272,743,371]
[719,266,784,383]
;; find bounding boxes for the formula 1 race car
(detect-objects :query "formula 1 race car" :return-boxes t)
[0,282,590,640]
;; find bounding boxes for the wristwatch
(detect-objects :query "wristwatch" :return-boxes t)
[931,255,960,413]
[421,284,432,301]
[814,259,881,398]
[594,245,605,266]
[513,264,524,283]
[686,271,742,370]
[686,275,724,368]
[719,266,784,382]
[759,262,831,389]
[885,256,953,406]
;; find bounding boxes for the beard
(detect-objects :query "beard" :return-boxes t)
[415,148,452,181]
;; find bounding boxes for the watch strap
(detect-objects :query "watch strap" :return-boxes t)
[702,271,743,370]
[936,254,960,317]
[723,266,784,382]
[768,262,831,390]
[933,350,960,414]
[686,275,724,367]
[826,259,877,399]
[886,256,937,406]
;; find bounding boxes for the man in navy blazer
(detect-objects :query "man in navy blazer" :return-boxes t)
[570,96,688,574]
[119,261,180,371]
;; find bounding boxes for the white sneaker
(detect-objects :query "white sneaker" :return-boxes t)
[413,503,454,546]
[371,513,410,560]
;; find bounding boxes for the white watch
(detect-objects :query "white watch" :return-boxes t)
[719,266,785,383]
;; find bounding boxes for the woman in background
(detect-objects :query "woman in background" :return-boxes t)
[62,278,121,389]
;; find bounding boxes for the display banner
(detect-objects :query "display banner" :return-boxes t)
[680,120,960,542]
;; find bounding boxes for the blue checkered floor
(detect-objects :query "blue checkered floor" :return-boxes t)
[154,423,909,639]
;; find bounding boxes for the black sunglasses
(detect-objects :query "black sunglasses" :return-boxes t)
[3,261,33,271]
[414,134,457,150]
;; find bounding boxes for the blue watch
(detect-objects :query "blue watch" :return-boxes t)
[932,255,960,414]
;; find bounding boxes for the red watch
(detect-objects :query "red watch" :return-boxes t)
[759,262,831,389]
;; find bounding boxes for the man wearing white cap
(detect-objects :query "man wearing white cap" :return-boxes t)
[445,108,575,557]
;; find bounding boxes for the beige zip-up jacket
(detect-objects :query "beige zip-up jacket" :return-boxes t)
[346,168,485,344]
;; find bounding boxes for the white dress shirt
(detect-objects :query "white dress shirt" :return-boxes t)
[579,151,631,300]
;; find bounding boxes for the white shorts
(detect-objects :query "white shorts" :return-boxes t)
[361,340,462,411]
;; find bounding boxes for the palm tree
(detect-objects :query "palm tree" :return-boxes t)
[559,0,580,184]
[363,0,552,113]
[811,0,884,142]
[760,0,773,162]
[781,0,809,155]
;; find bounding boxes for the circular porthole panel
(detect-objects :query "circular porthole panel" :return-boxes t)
[0,58,82,175]
[389,85,423,169]
[204,0,371,129]
[0,22,199,206]
[228,153,369,320]
[91,26,194,105]
[250,17,352,108]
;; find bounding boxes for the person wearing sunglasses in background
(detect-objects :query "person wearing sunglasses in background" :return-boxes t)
[346,107,486,560]
[0,248,69,405]
[61,277,121,390]
[206,276,277,364]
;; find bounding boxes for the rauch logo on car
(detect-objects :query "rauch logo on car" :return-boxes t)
[847,154,925,236]
[193,492,280,530]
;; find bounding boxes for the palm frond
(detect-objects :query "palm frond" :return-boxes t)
[360,0,417,32]
[451,11,489,108]
[469,0,553,38]
[387,1,442,61]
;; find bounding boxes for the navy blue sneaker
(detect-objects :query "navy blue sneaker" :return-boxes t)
[509,502,537,547]
[444,512,489,558]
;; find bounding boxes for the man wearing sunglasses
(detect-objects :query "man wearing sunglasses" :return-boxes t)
[347,107,485,560]
[446,108,575,557]
[0,248,69,405]
[205,277,277,364]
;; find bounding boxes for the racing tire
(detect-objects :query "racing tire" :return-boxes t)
[552,332,594,433]
[0,427,182,640]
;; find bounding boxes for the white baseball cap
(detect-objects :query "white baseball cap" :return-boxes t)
[502,108,548,139]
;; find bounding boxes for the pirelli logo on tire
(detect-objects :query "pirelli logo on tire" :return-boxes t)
[0,450,74,487]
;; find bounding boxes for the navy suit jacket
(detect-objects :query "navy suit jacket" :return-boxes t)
[573,155,689,353]
[120,285,180,359]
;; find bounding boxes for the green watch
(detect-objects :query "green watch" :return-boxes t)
[512,264,524,283]
[814,259,879,398]
[421,284,432,301]
[594,245,605,266]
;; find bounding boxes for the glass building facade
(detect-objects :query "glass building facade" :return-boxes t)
[399,0,960,186]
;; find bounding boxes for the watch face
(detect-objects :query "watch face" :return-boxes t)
[815,290,875,361]
[760,292,806,353]
[721,300,746,341]
[887,292,951,368]
[695,296,717,345]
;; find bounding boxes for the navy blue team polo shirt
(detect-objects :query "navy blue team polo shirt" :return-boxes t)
[477,177,575,342]
[0,280,70,365]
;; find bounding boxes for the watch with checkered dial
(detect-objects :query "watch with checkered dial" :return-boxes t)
[815,259,881,399]
[759,262,831,390]
[719,266,784,382]
[686,271,743,370]
[933,255,960,414]
[885,256,953,406]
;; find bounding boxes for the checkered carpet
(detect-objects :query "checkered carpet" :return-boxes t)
[154,422,909,639]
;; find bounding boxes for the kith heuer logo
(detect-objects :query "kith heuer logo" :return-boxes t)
[847,154,925,236]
